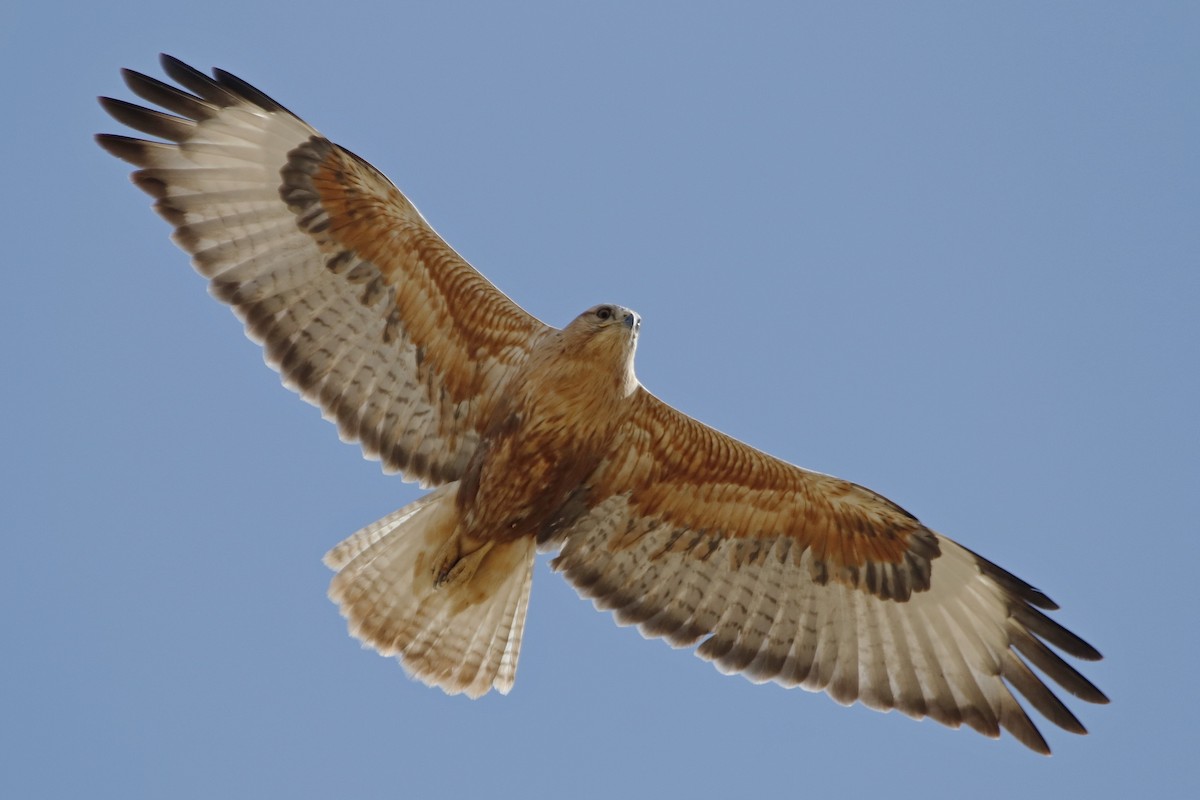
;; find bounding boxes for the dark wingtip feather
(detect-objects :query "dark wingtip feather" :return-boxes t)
[99,96,195,141]
[158,54,240,106]
[1000,703,1052,755]
[158,53,210,87]
[131,171,168,199]
[154,197,187,227]
[1002,652,1089,736]
[95,133,150,166]
[975,551,1058,610]
[213,67,294,115]
[1010,628,1109,704]
[1014,604,1103,661]
[120,68,216,120]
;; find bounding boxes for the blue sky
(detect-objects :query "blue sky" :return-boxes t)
[4,1,1197,798]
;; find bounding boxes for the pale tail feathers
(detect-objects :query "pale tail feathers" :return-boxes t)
[325,482,536,698]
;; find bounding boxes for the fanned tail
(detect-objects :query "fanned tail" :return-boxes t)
[325,482,535,697]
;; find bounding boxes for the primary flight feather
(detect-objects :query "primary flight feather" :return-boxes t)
[97,55,1106,754]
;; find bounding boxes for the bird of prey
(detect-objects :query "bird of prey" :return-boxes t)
[97,55,1106,754]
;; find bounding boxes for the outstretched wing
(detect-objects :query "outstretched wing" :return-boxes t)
[97,55,548,486]
[547,388,1107,754]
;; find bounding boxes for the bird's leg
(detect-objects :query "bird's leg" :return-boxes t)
[431,535,495,589]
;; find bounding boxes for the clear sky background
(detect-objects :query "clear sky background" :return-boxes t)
[4,2,1197,798]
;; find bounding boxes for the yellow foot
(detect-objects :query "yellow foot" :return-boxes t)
[432,538,495,589]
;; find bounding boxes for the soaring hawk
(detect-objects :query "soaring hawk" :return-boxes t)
[98,56,1106,754]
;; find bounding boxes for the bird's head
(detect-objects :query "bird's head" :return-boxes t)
[568,304,640,346]
[560,304,641,392]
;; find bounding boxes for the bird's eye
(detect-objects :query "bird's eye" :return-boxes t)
[595,307,612,321]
